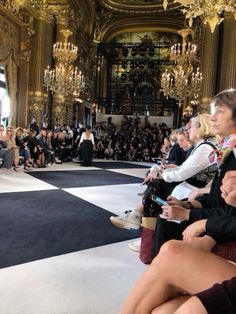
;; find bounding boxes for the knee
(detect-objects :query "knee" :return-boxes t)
[152,240,183,266]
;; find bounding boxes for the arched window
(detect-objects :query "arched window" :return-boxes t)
[0,65,10,126]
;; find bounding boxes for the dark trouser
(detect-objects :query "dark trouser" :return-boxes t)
[19,148,30,161]
[0,149,12,169]
[44,150,52,164]
[153,217,190,257]
[44,150,55,164]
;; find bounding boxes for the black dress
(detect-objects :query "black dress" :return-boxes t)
[80,140,93,166]
[80,132,94,166]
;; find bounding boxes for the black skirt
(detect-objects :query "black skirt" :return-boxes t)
[80,140,93,166]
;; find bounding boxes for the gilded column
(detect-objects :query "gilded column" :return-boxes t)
[17,33,31,128]
[219,14,236,90]
[200,26,219,108]
[28,17,54,126]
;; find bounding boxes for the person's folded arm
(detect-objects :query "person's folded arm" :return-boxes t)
[162,144,214,183]
[205,214,236,240]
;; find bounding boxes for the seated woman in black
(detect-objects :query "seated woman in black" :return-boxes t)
[167,129,186,166]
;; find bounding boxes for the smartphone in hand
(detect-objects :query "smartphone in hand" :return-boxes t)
[151,195,168,206]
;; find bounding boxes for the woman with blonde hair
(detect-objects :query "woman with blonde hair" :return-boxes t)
[15,127,32,170]
[166,113,217,199]
[4,126,20,170]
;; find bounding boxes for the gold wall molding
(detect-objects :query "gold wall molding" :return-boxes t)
[2,0,25,20]
[0,10,20,64]
[28,97,49,127]
[52,102,73,126]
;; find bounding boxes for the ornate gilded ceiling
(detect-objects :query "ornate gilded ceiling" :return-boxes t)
[99,0,181,14]
[94,0,186,43]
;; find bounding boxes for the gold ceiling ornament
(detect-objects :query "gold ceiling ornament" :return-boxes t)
[163,0,236,33]
[29,0,56,22]
[8,0,71,24]
[4,0,26,14]
[30,0,48,11]
[30,1,71,24]
[161,29,202,107]
[44,30,84,98]
[6,0,47,11]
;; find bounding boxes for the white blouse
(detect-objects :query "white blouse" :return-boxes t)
[162,140,215,183]
[79,131,95,145]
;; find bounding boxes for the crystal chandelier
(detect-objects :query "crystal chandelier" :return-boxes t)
[161,30,202,107]
[44,30,84,98]
[170,30,197,67]
[163,0,236,33]
[161,66,202,106]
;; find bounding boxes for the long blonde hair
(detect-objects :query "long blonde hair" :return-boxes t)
[191,113,215,139]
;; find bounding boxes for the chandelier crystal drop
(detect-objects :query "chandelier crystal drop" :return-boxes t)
[44,30,84,98]
[163,0,236,33]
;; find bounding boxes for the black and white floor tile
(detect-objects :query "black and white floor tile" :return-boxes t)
[0,160,150,314]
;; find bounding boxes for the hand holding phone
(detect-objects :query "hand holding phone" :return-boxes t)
[151,195,168,206]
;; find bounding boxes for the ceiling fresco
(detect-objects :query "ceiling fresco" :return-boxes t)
[111,31,181,44]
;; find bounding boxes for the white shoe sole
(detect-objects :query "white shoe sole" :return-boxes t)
[110,217,140,230]
[128,241,141,252]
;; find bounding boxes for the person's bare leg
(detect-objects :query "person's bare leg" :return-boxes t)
[120,240,236,314]
[174,296,207,314]
[151,296,190,314]
[135,203,144,214]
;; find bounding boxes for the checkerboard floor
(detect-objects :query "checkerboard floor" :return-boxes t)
[0,161,150,314]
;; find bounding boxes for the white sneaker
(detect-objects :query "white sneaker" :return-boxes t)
[55,158,62,164]
[1,168,13,175]
[110,210,141,230]
[128,239,141,252]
